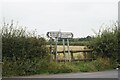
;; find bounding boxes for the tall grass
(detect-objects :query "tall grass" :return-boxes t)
[35,57,115,74]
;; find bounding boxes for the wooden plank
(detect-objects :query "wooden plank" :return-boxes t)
[57,49,93,53]
[71,58,96,62]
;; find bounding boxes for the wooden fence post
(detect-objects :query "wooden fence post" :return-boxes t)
[55,38,58,63]
[63,39,66,63]
[50,37,53,63]
[67,39,70,62]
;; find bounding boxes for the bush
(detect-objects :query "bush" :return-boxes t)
[74,57,115,72]
[89,24,118,60]
[118,23,120,64]
[92,58,114,71]
[2,21,49,76]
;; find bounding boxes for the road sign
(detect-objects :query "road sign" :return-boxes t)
[61,32,73,38]
[47,31,73,63]
[47,31,73,38]
[47,31,61,38]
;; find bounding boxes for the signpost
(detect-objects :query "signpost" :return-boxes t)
[55,38,58,62]
[47,31,73,39]
[47,31,73,63]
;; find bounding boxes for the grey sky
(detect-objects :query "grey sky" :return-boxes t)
[1,0,118,38]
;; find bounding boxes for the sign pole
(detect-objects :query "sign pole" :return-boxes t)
[67,39,70,62]
[47,31,73,63]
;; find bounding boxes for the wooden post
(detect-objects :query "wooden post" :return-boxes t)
[67,39,70,62]
[62,39,66,63]
[50,37,53,63]
[55,38,58,63]
[84,47,86,62]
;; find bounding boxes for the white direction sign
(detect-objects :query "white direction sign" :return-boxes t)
[60,32,73,38]
[47,31,73,38]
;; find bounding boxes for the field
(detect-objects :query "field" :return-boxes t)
[57,45,86,51]
[47,45,92,60]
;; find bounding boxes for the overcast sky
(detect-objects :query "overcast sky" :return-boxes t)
[1,0,119,38]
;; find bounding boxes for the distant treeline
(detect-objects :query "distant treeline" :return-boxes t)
[47,36,92,46]
[58,36,92,42]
